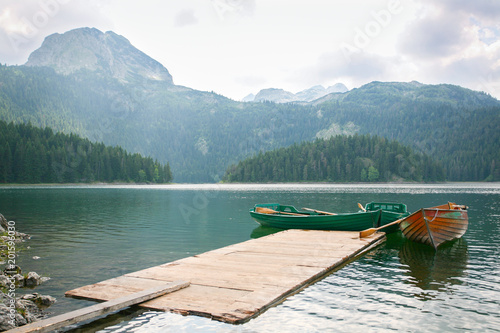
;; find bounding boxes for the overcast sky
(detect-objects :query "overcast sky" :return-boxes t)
[1,0,499,100]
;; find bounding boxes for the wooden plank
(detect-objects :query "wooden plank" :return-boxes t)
[8,281,190,333]
[64,230,386,324]
[177,256,330,276]
[65,276,179,302]
[126,265,303,291]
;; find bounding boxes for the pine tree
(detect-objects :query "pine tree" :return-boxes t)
[0,120,173,184]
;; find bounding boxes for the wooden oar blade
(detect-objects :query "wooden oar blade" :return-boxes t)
[359,217,406,238]
[255,207,277,214]
[359,228,377,238]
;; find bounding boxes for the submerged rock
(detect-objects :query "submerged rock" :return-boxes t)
[21,293,56,308]
[24,272,41,288]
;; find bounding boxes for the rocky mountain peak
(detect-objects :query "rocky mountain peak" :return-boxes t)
[25,27,173,84]
[247,83,349,103]
[254,88,297,103]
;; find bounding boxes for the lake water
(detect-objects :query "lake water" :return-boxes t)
[1,183,499,332]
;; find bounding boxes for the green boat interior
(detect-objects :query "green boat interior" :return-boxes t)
[254,203,309,214]
[365,202,408,214]
[253,202,408,215]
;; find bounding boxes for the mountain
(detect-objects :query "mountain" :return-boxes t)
[326,83,349,94]
[242,93,255,102]
[0,28,499,182]
[295,84,349,102]
[248,83,349,103]
[25,27,173,84]
[254,88,297,103]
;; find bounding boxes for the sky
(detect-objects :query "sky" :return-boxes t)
[0,0,500,100]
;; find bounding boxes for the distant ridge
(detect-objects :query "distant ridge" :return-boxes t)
[26,27,173,84]
[247,83,349,103]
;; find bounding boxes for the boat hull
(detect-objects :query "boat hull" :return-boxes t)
[250,202,410,232]
[399,204,468,249]
[250,204,382,231]
[250,209,382,231]
[380,210,410,233]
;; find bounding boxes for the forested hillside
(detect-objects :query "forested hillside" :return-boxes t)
[316,82,500,181]
[0,64,320,182]
[0,121,172,184]
[223,135,445,183]
[1,65,498,182]
[0,28,499,182]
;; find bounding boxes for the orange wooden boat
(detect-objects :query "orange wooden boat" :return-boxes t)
[399,202,468,249]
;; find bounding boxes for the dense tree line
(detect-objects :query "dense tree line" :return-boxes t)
[223,135,445,183]
[0,121,172,184]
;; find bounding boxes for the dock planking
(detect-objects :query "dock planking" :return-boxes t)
[65,229,386,324]
[7,281,190,333]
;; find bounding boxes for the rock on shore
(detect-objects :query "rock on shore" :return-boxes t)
[0,213,56,332]
[0,293,56,331]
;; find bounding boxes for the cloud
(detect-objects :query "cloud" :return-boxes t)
[234,75,267,86]
[1,0,499,100]
[0,0,111,64]
[398,12,472,59]
[174,9,198,27]
[377,0,499,97]
[478,26,500,45]
[398,0,500,59]
[428,0,500,22]
[210,0,256,21]
[423,45,500,96]
[294,50,407,90]
[297,0,500,99]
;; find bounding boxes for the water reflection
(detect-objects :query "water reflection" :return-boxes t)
[64,307,147,333]
[1,185,498,333]
[250,225,282,238]
[399,238,468,299]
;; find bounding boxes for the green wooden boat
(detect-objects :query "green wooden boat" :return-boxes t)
[249,202,409,231]
[363,202,410,233]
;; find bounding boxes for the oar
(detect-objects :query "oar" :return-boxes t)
[359,217,405,238]
[255,207,307,216]
[302,207,337,215]
[357,203,366,212]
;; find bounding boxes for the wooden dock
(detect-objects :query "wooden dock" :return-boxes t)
[7,281,190,333]
[65,230,385,324]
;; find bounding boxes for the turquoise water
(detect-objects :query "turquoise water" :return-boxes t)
[0,183,499,332]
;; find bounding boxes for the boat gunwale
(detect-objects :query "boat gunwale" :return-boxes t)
[249,209,378,217]
[250,201,408,217]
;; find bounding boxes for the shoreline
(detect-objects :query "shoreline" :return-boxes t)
[0,214,56,331]
[0,181,498,187]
